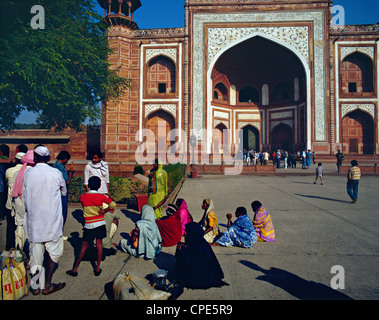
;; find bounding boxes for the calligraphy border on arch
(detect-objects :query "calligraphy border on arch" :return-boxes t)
[192,10,326,141]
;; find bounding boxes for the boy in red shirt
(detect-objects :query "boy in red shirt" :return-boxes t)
[66,176,116,277]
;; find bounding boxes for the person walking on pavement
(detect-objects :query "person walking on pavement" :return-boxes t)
[336,149,344,173]
[314,162,324,185]
[346,160,361,204]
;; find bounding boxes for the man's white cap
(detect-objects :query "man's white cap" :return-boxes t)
[15,152,26,160]
[34,146,50,157]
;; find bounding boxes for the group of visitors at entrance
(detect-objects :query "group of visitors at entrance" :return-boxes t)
[0,143,362,296]
[243,148,315,169]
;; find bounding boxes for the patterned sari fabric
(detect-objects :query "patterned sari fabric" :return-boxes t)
[253,206,275,242]
[216,214,257,248]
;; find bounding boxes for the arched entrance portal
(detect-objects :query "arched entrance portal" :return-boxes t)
[242,125,259,151]
[271,123,292,152]
[213,123,228,154]
[146,110,176,154]
[342,110,374,154]
[209,34,308,154]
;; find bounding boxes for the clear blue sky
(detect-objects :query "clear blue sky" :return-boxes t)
[95,0,379,29]
[16,0,378,124]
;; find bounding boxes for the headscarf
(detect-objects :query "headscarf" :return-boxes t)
[136,205,162,259]
[11,150,35,198]
[177,198,193,236]
[166,203,178,216]
[200,199,218,232]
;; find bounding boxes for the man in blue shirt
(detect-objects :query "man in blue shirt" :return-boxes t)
[53,151,73,238]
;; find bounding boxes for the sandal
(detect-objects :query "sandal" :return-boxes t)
[29,287,40,296]
[66,270,78,277]
[42,282,66,295]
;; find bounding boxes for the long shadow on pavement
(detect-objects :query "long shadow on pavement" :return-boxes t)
[121,209,141,224]
[294,194,351,204]
[240,260,353,300]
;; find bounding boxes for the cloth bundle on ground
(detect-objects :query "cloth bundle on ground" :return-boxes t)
[113,272,171,300]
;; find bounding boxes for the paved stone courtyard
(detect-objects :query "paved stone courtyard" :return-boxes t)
[1,170,378,301]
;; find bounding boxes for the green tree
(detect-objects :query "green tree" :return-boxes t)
[0,0,130,131]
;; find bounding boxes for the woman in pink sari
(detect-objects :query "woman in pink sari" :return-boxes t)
[175,198,193,236]
[251,201,275,242]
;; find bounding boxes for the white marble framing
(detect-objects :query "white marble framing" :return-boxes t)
[191,10,326,153]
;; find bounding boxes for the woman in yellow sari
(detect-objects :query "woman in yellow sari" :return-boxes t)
[199,199,219,243]
[147,159,169,219]
[251,201,275,242]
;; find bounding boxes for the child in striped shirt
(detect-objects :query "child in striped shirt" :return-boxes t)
[66,176,116,277]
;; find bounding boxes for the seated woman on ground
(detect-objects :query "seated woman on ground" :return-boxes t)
[156,203,183,247]
[199,198,219,243]
[175,198,193,236]
[214,207,257,248]
[175,222,228,289]
[119,205,162,259]
[251,201,275,242]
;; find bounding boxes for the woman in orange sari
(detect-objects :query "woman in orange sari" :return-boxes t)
[251,201,275,242]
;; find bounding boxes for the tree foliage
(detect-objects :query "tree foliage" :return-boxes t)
[0,0,130,131]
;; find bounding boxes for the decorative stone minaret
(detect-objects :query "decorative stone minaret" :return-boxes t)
[97,0,142,162]
[98,0,141,29]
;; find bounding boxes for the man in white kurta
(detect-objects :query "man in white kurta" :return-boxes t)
[23,146,67,295]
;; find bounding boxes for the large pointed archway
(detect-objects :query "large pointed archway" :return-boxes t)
[271,123,293,152]
[207,33,310,154]
[242,125,260,151]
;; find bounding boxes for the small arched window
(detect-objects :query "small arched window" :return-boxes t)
[147,56,176,95]
[214,82,228,102]
[272,83,292,102]
[341,52,373,94]
[239,86,259,103]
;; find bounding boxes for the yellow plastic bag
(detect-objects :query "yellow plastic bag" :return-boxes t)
[0,249,28,300]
